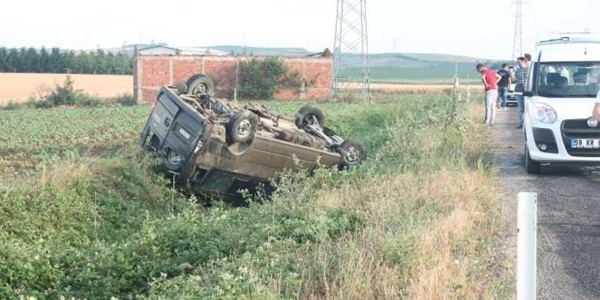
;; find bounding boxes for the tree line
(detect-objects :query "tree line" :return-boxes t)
[0,47,133,75]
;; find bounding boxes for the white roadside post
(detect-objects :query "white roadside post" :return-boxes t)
[517,192,538,300]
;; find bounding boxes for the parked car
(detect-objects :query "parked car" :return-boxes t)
[506,83,518,106]
[522,35,600,173]
[139,73,367,201]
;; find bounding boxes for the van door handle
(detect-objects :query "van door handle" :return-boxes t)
[164,118,171,127]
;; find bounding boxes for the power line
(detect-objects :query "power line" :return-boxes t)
[512,0,523,60]
[332,0,370,94]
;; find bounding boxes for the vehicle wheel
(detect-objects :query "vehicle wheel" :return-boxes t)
[295,105,325,128]
[338,140,367,169]
[226,110,259,144]
[164,148,186,172]
[185,74,215,96]
[524,145,540,174]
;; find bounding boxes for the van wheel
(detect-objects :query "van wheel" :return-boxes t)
[186,74,215,96]
[164,148,185,172]
[524,145,540,174]
[338,140,367,170]
[295,105,325,128]
[226,110,259,144]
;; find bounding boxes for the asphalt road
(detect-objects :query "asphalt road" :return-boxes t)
[491,106,600,300]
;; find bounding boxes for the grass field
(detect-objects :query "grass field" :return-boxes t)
[0,72,132,104]
[341,66,481,84]
[0,91,512,299]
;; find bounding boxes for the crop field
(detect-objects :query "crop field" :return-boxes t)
[341,66,481,84]
[0,73,132,103]
[0,72,480,104]
[0,92,512,299]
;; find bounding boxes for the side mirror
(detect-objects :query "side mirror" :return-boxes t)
[523,91,533,97]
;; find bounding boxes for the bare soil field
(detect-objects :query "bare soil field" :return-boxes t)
[370,82,473,93]
[0,73,133,104]
[0,73,471,105]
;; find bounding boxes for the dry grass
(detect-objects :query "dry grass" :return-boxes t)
[0,72,132,103]
[298,168,505,300]
[295,100,510,300]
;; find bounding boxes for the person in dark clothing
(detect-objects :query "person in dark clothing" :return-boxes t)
[515,57,529,129]
[496,63,511,109]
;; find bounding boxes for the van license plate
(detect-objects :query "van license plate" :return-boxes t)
[179,128,191,140]
[571,138,600,149]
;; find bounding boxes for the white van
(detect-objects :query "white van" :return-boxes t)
[523,35,600,173]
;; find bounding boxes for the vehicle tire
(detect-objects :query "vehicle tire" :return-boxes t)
[185,74,215,96]
[226,110,259,144]
[338,140,367,170]
[164,148,186,172]
[524,145,541,174]
[295,105,325,128]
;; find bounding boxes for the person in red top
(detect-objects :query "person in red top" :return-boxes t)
[476,63,502,126]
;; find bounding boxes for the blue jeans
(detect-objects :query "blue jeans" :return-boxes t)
[517,95,524,126]
[497,86,508,107]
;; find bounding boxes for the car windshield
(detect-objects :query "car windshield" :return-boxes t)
[536,61,600,97]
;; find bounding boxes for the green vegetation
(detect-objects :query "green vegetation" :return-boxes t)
[238,57,302,100]
[340,66,479,83]
[0,92,511,299]
[0,46,132,74]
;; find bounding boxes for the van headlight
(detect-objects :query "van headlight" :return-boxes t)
[533,102,557,124]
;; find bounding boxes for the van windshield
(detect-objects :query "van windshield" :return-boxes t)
[536,62,600,97]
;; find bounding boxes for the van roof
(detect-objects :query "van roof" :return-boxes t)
[536,37,600,62]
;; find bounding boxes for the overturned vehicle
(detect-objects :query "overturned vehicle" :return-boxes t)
[139,74,367,201]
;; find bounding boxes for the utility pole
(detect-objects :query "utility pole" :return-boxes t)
[332,0,370,94]
[512,0,523,60]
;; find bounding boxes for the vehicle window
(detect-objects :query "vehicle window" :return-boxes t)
[536,62,600,97]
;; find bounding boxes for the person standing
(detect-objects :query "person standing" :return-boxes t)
[594,90,600,119]
[476,63,502,126]
[515,57,529,129]
[524,53,532,67]
[497,63,512,109]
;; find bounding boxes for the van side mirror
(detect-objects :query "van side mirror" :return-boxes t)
[523,91,533,97]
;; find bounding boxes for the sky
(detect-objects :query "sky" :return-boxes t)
[0,0,598,60]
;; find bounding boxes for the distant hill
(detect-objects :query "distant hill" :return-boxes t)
[107,43,499,82]
[203,46,500,82]
[207,45,316,56]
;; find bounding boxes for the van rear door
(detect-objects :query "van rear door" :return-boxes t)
[140,87,206,171]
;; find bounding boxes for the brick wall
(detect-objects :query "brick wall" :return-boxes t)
[133,53,333,103]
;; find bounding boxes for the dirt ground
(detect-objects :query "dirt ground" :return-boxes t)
[370,82,469,93]
[0,72,475,104]
[0,73,133,103]
[491,106,600,300]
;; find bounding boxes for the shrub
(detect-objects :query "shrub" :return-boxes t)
[238,57,301,100]
[114,92,137,106]
[45,75,80,106]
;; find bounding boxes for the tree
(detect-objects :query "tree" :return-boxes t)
[39,47,50,73]
[0,47,8,72]
[238,57,300,100]
[7,48,20,72]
